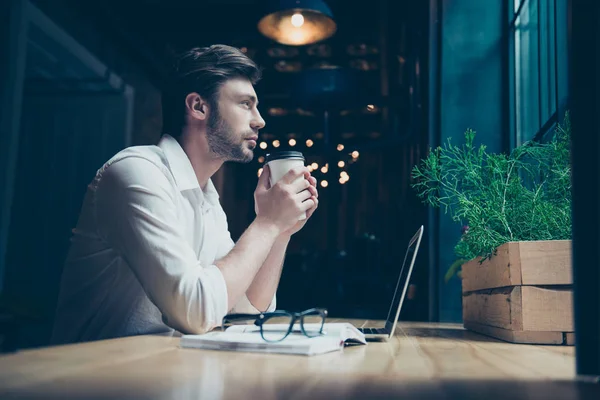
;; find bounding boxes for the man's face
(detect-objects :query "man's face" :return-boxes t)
[206,77,266,163]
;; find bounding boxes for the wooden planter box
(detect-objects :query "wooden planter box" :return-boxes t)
[461,240,574,345]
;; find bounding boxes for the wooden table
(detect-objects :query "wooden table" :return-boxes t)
[0,320,596,400]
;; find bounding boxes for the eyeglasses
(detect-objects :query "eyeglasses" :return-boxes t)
[221,308,328,342]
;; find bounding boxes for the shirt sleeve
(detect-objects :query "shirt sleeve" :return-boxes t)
[94,156,228,334]
[214,214,277,314]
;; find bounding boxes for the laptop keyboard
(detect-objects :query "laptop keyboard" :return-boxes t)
[359,327,387,335]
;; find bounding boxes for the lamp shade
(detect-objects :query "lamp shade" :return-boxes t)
[258,0,337,46]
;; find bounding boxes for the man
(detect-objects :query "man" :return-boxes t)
[51,45,318,344]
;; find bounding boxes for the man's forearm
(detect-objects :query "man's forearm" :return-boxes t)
[215,218,281,310]
[246,235,290,311]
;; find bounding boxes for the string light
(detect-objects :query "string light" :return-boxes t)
[257,134,358,185]
[339,171,349,184]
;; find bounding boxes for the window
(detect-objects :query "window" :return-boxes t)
[509,0,568,147]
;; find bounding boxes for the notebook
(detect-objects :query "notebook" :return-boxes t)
[180,323,367,356]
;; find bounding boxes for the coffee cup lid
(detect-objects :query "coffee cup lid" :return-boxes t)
[264,151,305,164]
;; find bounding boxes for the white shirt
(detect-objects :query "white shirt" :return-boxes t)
[51,134,275,344]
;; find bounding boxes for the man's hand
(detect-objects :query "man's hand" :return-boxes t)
[246,173,317,311]
[282,175,318,237]
[254,165,315,235]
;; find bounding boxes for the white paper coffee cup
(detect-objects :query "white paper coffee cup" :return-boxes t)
[265,151,307,220]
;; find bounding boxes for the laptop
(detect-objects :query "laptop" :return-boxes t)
[357,225,424,341]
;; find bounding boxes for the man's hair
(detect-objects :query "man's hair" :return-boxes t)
[161,44,262,136]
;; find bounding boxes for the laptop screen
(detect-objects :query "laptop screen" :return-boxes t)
[384,227,423,328]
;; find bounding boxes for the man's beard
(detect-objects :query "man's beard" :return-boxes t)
[206,105,254,163]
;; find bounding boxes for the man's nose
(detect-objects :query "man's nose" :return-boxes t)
[252,110,266,130]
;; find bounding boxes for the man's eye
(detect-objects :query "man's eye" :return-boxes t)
[241,101,251,107]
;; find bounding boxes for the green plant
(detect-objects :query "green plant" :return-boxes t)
[411,113,572,280]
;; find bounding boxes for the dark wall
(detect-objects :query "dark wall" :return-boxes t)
[0,4,9,88]
[570,0,600,377]
[0,0,27,294]
[430,0,505,322]
[30,0,164,146]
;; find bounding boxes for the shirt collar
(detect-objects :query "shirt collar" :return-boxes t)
[158,134,220,204]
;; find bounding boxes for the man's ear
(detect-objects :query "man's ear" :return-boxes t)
[185,92,208,121]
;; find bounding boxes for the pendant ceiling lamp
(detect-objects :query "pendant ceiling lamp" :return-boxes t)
[258,0,337,46]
